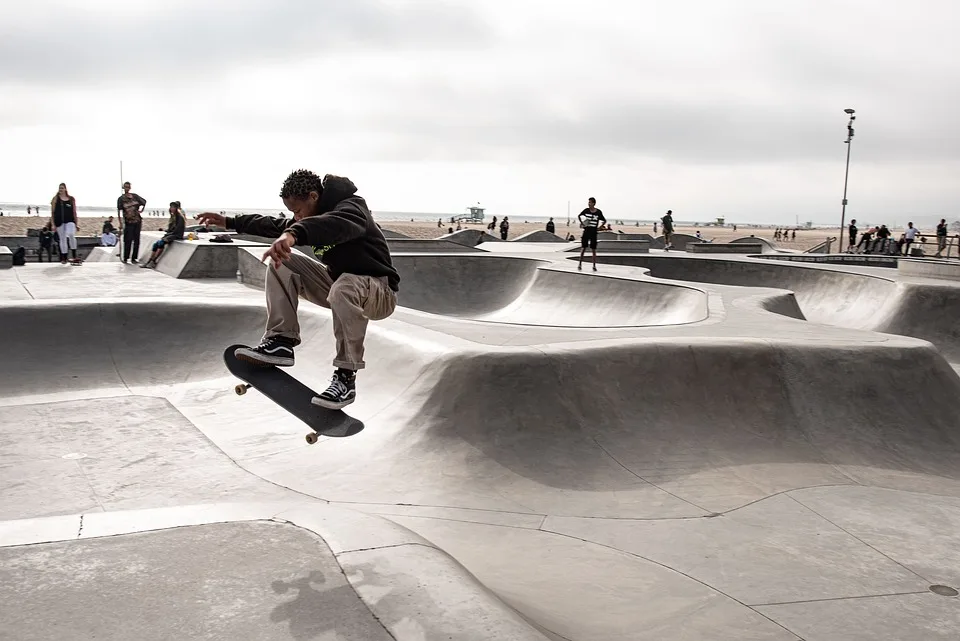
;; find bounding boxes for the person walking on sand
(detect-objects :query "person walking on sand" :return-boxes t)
[141,201,186,268]
[117,181,147,263]
[577,197,606,271]
[196,170,399,410]
[50,183,79,263]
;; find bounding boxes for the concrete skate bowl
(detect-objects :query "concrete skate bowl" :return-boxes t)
[730,236,779,253]
[585,254,960,362]
[438,228,501,246]
[392,254,708,327]
[0,299,296,400]
[650,233,699,250]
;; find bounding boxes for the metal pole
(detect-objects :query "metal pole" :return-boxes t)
[838,110,855,252]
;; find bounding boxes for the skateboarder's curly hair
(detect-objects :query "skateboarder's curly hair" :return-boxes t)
[279,169,324,200]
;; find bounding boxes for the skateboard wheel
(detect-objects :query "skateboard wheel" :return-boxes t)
[235,384,248,396]
[305,432,318,445]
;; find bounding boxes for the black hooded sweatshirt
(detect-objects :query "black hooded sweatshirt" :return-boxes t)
[225,175,399,292]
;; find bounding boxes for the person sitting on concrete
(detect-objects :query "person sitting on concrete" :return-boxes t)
[140,201,186,269]
[38,223,54,262]
[195,170,400,410]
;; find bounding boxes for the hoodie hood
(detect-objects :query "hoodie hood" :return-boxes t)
[317,174,358,214]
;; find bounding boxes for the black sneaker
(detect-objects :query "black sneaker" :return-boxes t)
[312,369,356,409]
[234,337,296,367]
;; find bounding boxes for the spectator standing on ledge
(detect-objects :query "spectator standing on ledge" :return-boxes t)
[577,197,606,271]
[499,217,509,240]
[117,181,147,263]
[661,210,675,250]
[50,182,79,263]
[902,222,919,256]
[935,219,948,258]
[848,219,858,251]
[546,217,555,234]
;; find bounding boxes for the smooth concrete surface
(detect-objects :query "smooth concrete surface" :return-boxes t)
[688,242,763,253]
[899,256,960,281]
[387,238,484,252]
[598,231,655,241]
[3,244,960,640]
[439,228,502,246]
[564,239,650,253]
[1,521,398,641]
[514,230,567,242]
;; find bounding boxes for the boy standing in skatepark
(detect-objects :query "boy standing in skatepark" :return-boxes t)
[197,170,399,409]
[577,197,606,271]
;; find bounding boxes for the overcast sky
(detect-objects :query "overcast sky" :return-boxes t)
[2,0,958,224]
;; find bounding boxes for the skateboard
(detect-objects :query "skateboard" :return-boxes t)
[223,344,364,444]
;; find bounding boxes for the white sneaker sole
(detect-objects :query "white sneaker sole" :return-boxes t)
[234,348,294,367]
[311,395,356,410]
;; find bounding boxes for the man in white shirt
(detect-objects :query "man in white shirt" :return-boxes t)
[903,222,919,256]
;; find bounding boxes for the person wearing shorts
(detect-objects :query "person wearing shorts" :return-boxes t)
[577,197,606,271]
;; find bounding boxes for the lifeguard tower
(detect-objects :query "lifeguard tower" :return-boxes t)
[455,204,485,223]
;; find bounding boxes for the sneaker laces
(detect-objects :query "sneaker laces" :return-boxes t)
[324,375,349,398]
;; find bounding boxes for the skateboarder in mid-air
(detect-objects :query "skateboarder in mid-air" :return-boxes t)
[577,197,606,271]
[196,170,400,409]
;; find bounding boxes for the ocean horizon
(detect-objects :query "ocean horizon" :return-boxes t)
[0,201,842,228]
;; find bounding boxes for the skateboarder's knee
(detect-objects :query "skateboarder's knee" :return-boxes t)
[327,279,360,308]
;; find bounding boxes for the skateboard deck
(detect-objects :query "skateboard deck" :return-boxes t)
[223,344,364,443]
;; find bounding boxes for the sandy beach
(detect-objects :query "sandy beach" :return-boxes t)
[0,215,844,252]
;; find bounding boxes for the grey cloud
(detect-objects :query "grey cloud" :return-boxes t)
[0,1,493,86]
[225,79,960,166]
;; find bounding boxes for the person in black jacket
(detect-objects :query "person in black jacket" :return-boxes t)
[196,170,399,409]
[38,223,54,262]
[140,201,186,269]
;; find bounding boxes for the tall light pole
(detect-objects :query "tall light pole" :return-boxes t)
[838,108,856,252]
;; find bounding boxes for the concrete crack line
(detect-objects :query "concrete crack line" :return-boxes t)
[749,590,931,608]
[787,493,934,584]
[539,527,805,641]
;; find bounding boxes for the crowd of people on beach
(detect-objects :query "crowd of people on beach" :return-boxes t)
[40,180,187,266]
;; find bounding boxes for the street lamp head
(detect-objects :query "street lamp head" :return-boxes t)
[844,108,856,114]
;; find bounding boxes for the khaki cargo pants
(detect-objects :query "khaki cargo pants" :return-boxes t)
[264,252,397,370]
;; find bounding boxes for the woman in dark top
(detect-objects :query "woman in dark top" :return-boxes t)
[50,183,79,263]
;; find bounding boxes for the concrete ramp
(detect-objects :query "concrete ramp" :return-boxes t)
[387,238,484,253]
[513,230,566,242]
[390,255,706,327]
[590,254,960,362]
[439,229,502,246]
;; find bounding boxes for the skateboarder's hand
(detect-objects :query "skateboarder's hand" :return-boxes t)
[196,212,226,228]
[262,232,296,268]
